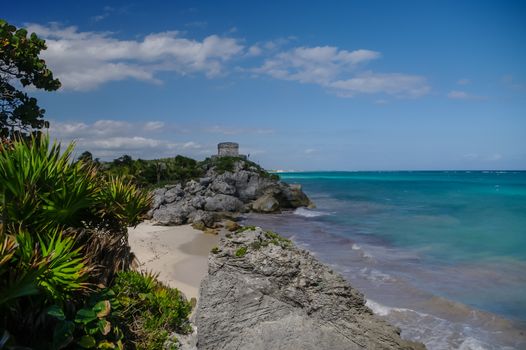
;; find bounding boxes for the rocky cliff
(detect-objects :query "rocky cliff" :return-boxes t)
[149,158,313,226]
[193,227,425,350]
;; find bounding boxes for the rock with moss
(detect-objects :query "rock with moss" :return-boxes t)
[195,227,425,350]
[149,158,313,226]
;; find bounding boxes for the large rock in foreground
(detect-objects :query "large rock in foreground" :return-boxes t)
[195,227,425,350]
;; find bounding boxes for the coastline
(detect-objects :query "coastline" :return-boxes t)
[128,222,219,300]
[242,209,526,350]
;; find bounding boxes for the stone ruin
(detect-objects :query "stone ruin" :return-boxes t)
[214,142,247,159]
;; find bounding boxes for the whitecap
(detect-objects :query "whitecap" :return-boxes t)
[293,207,328,218]
[360,268,395,282]
[458,337,492,350]
[365,299,419,316]
[351,243,361,250]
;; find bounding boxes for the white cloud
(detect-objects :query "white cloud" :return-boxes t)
[330,73,430,98]
[47,119,205,159]
[255,46,380,85]
[83,136,162,150]
[144,121,165,131]
[486,153,502,161]
[304,148,316,155]
[26,23,244,90]
[457,78,470,85]
[254,46,428,98]
[447,90,485,100]
[204,125,275,135]
[247,45,263,57]
[448,90,469,99]
[462,153,503,161]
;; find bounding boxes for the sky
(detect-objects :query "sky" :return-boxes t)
[4,0,526,170]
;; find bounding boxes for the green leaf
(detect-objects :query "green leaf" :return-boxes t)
[93,300,111,318]
[74,309,98,324]
[52,321,74,350]
[97,341,116,349]
[77,335,97,348]
[47,305,66,320]
[97,319,111,336]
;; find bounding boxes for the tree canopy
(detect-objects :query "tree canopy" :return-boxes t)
[0,19,60,138]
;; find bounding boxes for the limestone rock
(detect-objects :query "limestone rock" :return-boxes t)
[149,158,313,226]
[252,194,280,213]
[223,220,240,232]
[195,227,425,350]
[204,194,244,212]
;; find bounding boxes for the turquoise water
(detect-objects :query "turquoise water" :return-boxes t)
[244,171,526,349]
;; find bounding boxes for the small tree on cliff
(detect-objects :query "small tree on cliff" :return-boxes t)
[0,19,61,138]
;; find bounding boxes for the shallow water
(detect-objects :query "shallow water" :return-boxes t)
[243,171,526,349]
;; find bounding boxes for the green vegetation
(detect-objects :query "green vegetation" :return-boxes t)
[235,225,257,234]
[93,153,278,189]
[200,156,239,173]
[265,230,292,249]
[235,246,248,257]
[211,246,220,254]
[200,156,279,180]
[0,135,190,349]
[99,154,202,188]
[0,19,61,138]
[0,21,196,350]
[110,271,192,349]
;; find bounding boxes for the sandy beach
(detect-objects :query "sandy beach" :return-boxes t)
[128,222,219,300]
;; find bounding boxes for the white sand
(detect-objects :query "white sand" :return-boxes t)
[128,222,219,300]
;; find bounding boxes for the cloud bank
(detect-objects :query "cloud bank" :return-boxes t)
[27,23,244,90]
[27,23,430,98]
[254,46,430,97]
[47,119,209,159]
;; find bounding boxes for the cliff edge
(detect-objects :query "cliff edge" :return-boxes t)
[193,227,425,350]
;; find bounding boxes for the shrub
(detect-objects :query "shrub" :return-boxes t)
[235,246,248,257]
[48,291,124,350]
[111,271,192,349]
[0,136,152,348]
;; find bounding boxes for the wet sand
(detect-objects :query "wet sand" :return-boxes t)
[128,222,219,300]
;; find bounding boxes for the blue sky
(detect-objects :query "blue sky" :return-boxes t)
[4,0,526,170]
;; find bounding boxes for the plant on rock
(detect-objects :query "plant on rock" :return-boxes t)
[111,271,192,349]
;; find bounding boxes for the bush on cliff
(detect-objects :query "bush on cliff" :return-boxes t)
[111,271,192,349]
[93,153,279,189]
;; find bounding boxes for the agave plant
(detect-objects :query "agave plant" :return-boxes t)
[0,227,91,348]
[0,135,99,232]
[98,176,152,230]
[0,135,153,348]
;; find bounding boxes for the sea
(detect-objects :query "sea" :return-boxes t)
[242,171,526,350]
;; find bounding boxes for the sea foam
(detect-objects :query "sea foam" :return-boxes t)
[293,207,328,218]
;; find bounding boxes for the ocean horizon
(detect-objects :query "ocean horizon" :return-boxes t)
[244,170,526,349]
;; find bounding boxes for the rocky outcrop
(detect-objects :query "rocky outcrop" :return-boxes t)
[194,227,425,350]
[149,159,313,226]
[251,193,280,212]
